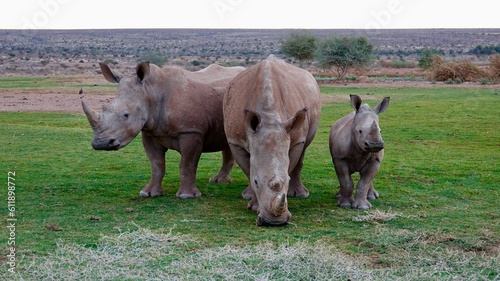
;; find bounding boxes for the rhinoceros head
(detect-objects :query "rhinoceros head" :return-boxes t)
[350,94,390,153]
[244,108,307,226]
[82,62,150,150]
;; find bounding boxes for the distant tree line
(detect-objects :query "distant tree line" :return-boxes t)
[467,45,500,55]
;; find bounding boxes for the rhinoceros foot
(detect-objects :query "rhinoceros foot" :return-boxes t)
[176,187,202,199]
[353,198,372,210]
[242,185,254,200]
[287,184,309,198]
[209,173,233,184]
[367,187,379,200]
[338,196,354,208]
[139,186,165,197]
[247,197,259,212]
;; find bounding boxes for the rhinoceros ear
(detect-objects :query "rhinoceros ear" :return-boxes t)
[244,109,261,133]
[136,61,151,82]
[285,107,307,133]
[374,97,390,114]
[99,63,124,83]
[350,94,362,111]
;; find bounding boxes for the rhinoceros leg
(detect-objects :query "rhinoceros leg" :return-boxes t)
[209,148,234,183]
[228,144,258,210]
[288,148,309,198]
[354,161,380,210]
[367,182,379,200]
[333,159,355,208]
[140,133,166,198]
[176,134,203,199]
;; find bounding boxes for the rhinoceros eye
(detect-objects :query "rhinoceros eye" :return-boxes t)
[254,179,259,188]
[359,130,363,134]
[123,113,129,119]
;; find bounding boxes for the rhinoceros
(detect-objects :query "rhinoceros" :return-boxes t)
[329,94,390,210]
[82,62,245,198]
[223,55,321,226]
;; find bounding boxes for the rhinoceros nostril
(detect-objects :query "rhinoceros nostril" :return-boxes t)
[108,139,120,149]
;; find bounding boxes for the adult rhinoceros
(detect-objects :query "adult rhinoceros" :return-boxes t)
[329,94,390,210]
[82,62,245,198]
[223,55,321,226]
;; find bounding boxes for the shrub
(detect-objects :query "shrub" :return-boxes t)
[429,56,485,82]
[488,54,500,83]
[138,52,168,66]
[418,49,441,69]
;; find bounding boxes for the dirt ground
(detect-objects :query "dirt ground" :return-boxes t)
[0,71,496,114]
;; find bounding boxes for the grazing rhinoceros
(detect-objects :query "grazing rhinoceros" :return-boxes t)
[82,62,245,198]
[223,55,321,226]
[329,94,390,210]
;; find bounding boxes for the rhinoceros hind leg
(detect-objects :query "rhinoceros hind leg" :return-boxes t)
[209,174,232,183]
[367,183,379,200]
[288,151,309,198]
[209,149,235,183]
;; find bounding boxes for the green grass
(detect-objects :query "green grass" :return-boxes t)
[0,76,116,89]
[1,86,499,279]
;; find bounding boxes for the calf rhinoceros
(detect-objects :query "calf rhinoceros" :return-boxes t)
[329,94,390,210]
[82,62,245,198]
[223,55,321,226]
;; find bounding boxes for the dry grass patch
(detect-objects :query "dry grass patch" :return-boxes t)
[14,223,499,281]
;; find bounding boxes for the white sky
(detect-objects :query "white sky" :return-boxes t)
[2,0,499,29]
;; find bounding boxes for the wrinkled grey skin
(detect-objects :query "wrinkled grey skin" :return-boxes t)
[329,94,390,210]
[224,55,321,226]
[82,62,244,198]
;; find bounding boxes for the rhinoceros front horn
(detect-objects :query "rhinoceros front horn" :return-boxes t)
[271,193,287,217]
[81,100,100,128]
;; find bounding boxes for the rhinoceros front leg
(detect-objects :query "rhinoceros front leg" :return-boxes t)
[288,146,309,198]
[354,161,380,210]
[333,159,355,208]
[229,144,258,210]
[140,133,166,198]
[209,148,235,183]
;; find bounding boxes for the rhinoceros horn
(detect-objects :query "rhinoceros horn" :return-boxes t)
[271,193,287,217]
[81,100,100,128]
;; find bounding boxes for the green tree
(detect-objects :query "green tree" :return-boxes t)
[280,31,317,68]
[315,36,373,80]
[418,48,440,69]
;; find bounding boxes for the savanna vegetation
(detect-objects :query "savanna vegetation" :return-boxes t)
[1,83,499,280]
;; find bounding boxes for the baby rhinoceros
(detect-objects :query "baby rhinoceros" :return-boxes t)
[329,94,390,210]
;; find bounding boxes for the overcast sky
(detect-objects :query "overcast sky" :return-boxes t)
[2,0,499,29]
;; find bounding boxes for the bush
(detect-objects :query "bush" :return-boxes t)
[488,54,500,83]
[138,52,168,66]
[428,56,485,82]
[418,49,441,69]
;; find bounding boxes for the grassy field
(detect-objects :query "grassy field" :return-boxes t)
[1,85,499,280]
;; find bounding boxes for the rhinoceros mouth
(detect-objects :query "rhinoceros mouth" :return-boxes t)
[364,141,384,153]
[256,212,291,227]
[91,138,123,151]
